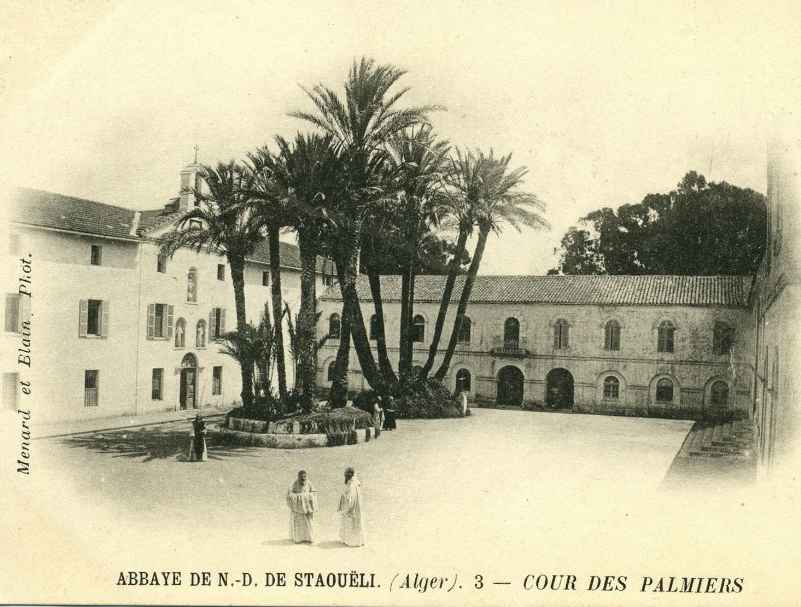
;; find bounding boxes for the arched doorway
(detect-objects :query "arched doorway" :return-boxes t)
[546,368,574,409]
[497,366,524,406]
[179,353,198,410]
[455,368,471,394]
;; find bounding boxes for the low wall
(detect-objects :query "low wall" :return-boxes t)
[218,419,378,449]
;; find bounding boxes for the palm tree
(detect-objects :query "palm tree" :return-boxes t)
[433,150,548,381]
[159,161,265,408]
[384,126,450,381]
[245,152,295,405]
[250,133,342,399]
[291,56,440,398]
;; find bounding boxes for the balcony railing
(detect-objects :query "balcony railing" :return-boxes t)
[490,335,530,357]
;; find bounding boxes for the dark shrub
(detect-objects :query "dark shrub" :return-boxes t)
[388,378,464,419]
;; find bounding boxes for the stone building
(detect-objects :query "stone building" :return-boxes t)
[317,274,753,417]
[2,162,334,423]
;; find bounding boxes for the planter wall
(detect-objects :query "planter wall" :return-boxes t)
[218,424,377,449]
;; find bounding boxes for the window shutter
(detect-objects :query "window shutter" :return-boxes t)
[147,304,155,339]
[209,309,216,339]
[167,305,174,338]
[221,308,226,334]
[101,301,109,337]
[553,325,559,349]
[79,300,88,337]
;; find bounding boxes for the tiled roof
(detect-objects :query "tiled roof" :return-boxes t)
[13,187,336,273]
[14,187,138,240]
[321,274,751,307]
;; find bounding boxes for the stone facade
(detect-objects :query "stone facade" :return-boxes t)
[2,167,333,423]
[317,284,753,418]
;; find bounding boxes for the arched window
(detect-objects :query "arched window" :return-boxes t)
[174,318,186,348]
[603,376,620,399]
[553,319,569,349]
[657,321,675,353]
[196,320,206,348]
[604,320,621,351]
[713,322,735,355]
[369,314,379,341]
[457,316,472,343]
[504,317,520,347]
[411,315,425,343]
[327,361,336,382]
[656,378,674,402]
[456,368,471,392]
[186,268,198,303]
[711,380,729,406]
[329,313,341,339]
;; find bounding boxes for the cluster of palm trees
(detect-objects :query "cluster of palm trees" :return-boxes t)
[160,57,547,413]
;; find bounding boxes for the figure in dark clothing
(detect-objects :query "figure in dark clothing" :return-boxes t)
[188,414,207,461]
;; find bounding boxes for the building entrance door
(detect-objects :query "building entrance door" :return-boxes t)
[179,353,198,410]
[497,366,524,406]
[546,368,574,408]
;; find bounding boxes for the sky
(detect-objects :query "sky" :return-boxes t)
[2,0,801,274]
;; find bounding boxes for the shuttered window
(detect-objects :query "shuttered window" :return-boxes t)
[84,370,99,407]
[209,308,226,340]
[212,366,222,395]
[78,299,109,338]
[146,303,173,339]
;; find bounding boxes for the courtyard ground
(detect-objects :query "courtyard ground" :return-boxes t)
[5,408,800,606]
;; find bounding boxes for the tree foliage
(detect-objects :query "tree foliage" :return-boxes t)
[551,171,767,276]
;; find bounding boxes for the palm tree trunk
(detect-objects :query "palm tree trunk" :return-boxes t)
[297,229,318,398]
[420,226,469,378]
[228,254,254,408]
[329,259,351,407]
[366,265,398,385]
[434,228,489,381]
[337,219,384,392]
[398,269,411,381]
[267,224,289,404]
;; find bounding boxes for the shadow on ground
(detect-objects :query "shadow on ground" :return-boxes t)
[58,427,261,463]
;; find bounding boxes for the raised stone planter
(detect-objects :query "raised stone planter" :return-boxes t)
[219,415,379,449]
[218,424,377,449]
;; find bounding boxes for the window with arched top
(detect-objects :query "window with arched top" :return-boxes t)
[457,316,472,343]
[329,313,341,339]
[187,268,198,303]
[713,322,735,355]
[456,368,471,392]
[196,320,206,348]
[174,318,186,348]
[656,378,674,402]
[504,317,520,347]
[411,315,425,343]
[553,319,569,349]
[369,314,379,341]
[327,361,336,382]
[603,376,620,399]
[657,321,675,353]
[604,320,621,351]
[710,380,729,406]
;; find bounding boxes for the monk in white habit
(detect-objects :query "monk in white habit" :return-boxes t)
[338,467,365,547]
[286,470,317,543]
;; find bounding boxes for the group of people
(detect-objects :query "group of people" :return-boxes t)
[286,467,365,547]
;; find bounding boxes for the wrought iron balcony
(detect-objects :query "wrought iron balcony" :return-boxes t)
[490,336,530,357]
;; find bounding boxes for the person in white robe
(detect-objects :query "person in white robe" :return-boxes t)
[286,470,317,543]
[338,467,365,547]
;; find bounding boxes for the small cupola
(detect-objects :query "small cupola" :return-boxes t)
[179,146,203,210]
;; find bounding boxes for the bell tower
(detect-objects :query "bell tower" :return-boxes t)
[179,145,202,210]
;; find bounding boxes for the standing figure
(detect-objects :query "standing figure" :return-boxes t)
[286,470,316,543]
[338,467,365,547]
[460,390,468,416]
[372,402,384,436]
[188,414,207,461]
